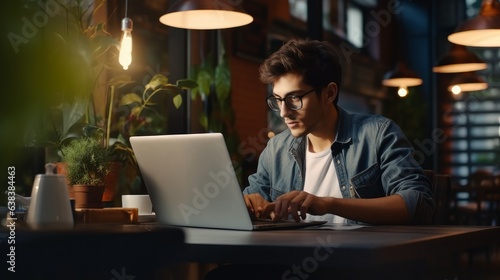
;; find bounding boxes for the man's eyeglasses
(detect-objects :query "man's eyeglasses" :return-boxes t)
[266,88,316,112]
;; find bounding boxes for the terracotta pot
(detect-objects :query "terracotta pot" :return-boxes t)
[73,184,105,209]
[103,162,121,203]
[58,161,121,204]
[56,162,74,199]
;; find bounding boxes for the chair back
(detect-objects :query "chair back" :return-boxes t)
[424,170,451,225]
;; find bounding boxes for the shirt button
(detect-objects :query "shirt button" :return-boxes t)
[337,160,340,164]
[342,186,346,191]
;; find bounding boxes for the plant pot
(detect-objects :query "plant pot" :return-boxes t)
[102,162,121,204]
[56,162,74,199]
[73,184,105,209]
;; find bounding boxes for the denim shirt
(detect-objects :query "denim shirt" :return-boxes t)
[243,107,434,224]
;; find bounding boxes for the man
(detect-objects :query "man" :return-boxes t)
[204,38,435,279]
[243,38,434,225]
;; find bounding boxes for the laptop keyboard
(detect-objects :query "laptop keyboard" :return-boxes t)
[253,219,295,224]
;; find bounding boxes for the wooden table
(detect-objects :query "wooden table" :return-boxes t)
[3,223,499,279]
[179,224,500,279]
[0,224,185,280]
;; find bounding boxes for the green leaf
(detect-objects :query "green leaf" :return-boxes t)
[143,100,157,106]
[82,125,103,139]
[119,93,143,106]
[199,114,208,131]
[196,70,212,97]
[162,85,184,96]
[58,102,86,137]
[215,63,231,102]
[172,94,183,109]
[176,79,198,90]
[146,74,169,91]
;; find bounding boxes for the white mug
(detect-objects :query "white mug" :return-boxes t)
[122,194,153,215]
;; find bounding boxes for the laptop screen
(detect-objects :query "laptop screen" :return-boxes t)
[130,133,255,230]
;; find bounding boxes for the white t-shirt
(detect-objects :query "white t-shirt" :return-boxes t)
[303,138,346,224]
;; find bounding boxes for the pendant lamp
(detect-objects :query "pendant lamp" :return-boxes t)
[382,61,423,97]
[432,44,487,73]
[448,0,500,47]
[159,0,253,30]
[448,72,488,94]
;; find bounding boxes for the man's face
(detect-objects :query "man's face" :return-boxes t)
[272,73,332,138]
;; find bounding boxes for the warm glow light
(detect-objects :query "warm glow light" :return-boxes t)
[160,10,253,30]
[397,86,408,97]
[119,17,133,70]
[447,72,489,93]
[451,85,462,95]
[433,44,487,73]
[432,62,487,73]
[382,62,423,88]
[448,82,488,92]
[448,30,500,48]
[448,0,500,47]
[119,30,132,70]
[382,77,423,87]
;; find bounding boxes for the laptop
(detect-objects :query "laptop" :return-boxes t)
[130,133,326,231]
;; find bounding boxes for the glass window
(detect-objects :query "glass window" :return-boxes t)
[450,140,468,150]
[289,0,308,21]
[347,4,363,48]
[451,153,468,164]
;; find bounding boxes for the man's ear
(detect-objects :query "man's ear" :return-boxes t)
[326,82,338,103]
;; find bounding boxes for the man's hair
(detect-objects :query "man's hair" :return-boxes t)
[259,38,342,104]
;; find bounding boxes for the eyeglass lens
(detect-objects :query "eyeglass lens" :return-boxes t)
[266,89,315,112]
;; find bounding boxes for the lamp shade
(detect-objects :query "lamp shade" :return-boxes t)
[448,0,500,47]
[432,44,487,73]
[159,0,253,30]
[382,62,423,88]
[448,72,488,93]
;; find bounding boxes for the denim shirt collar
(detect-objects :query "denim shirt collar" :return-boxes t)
[335,106,353,145]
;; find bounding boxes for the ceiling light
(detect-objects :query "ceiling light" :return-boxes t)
[382,62,423,88]
[448,72,488,93]
[432,44,487,73]
[448,0,500,47]
[159,0,254,30]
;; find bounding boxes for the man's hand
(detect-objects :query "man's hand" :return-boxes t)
[243,193,273,220]
[262,190,330,222]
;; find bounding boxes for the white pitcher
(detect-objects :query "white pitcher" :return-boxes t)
[26,163,74,229]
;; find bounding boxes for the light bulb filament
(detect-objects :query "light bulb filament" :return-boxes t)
[119,17,133,70]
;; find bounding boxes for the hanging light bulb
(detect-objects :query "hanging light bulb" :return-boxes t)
[119,0,133,70]
[382,61,423,93]
[447,72,488,93]
[450,85,462,95]
[397,86,409,97]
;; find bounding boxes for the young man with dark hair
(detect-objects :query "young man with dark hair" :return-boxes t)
[205,38,434,280]
[243,38,434,225]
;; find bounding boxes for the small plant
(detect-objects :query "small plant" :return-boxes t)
[117,73,198,138]
[62,137,110,186]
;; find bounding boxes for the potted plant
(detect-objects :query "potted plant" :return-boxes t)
[61,137,110,209]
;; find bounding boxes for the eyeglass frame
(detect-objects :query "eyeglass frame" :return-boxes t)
[266,88,318,112]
